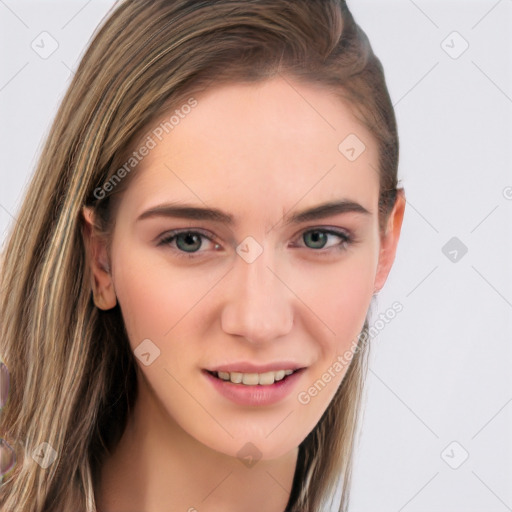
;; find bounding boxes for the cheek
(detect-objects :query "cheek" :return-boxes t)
[292,267,373,434]
[112,262,165,349]
[111,244,210,351]
[333,266,374,339]
[299,250,376,349]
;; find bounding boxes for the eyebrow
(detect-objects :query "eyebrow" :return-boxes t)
[136,199,372,226]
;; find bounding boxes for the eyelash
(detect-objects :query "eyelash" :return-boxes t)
[157,227,354,260]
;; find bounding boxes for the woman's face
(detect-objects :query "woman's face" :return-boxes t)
[91,76,403,460]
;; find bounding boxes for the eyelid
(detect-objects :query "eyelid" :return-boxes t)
[290,226,353,251]
[294,225,352,240]
[157,228,219,248]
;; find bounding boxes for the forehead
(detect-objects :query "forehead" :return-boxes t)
[121,77,380,221]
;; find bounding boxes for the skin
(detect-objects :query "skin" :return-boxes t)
[82,76,405,512]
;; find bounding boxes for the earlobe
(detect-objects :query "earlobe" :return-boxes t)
[81,206,117,310]
[373,190,406,293]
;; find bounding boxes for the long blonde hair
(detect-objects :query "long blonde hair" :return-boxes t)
[0,1,400,510]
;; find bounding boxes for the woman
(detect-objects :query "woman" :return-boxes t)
[0,0,406,510]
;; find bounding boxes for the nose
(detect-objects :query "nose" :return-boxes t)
[220,245,294,344]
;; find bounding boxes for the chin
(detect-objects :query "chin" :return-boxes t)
[199,428,302,463]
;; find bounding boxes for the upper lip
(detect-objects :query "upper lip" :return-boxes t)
[206,362,306,373]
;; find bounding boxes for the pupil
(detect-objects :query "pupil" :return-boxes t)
[306,231,326,249]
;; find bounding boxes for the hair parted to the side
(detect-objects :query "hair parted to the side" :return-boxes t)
[0,1,402,510]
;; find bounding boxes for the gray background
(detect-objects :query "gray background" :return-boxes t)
[1,1,511,511]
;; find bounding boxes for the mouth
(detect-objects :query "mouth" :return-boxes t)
[203,366,306,406]
[204,367,305,386]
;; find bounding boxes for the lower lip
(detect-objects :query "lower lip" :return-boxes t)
[203,369,305,406]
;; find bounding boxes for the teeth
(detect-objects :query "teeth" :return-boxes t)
[243,373,260,385]
[214,369,297,386]
[229,371,243,384]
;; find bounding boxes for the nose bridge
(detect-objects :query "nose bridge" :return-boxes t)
[221,241,294,343]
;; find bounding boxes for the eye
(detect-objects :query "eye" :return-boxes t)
[158,229,220,259]
[298,228,352,252]
[158,227,354,260]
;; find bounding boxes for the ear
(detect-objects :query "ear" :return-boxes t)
[81,206,117,310]
[373,189,406,293]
